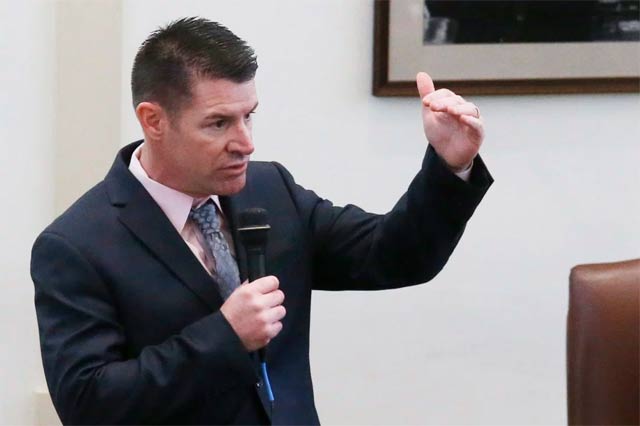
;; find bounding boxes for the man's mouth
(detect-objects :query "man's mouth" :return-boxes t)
[222,162,248,174]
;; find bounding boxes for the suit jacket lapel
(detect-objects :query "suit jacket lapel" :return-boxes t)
[106,142,224,311]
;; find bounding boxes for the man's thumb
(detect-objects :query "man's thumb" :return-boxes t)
[416,72,435,98]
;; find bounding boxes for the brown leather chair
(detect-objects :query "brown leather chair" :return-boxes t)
[567,259,640,425]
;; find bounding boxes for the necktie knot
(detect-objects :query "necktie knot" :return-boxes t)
[189,201,221,238]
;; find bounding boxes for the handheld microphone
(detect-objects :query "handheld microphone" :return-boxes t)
[238,208,275,404]
[238,208,270,287]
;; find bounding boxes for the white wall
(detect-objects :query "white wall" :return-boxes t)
[2,0,638,425]
[0,1,55,424]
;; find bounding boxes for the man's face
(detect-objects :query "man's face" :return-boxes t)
[155,77,258,197]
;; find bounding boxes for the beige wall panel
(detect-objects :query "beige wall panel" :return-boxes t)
[55,0,122,214]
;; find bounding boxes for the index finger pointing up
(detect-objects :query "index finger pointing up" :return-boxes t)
[416,72,435,98]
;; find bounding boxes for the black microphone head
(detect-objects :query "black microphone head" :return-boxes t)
[238,208,270,248]
[239,208,269,228]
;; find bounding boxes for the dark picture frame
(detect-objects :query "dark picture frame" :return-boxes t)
[373,0,640,96]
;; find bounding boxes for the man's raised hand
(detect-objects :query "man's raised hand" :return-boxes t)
[416,72,484,172]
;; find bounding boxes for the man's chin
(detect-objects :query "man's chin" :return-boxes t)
[211,175,247,196]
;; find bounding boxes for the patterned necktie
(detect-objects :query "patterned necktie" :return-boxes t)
[189,200,240,300]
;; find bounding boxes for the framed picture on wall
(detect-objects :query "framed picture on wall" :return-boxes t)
[373,0,640,96]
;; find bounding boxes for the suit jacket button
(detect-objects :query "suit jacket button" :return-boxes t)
[256,381,262,389]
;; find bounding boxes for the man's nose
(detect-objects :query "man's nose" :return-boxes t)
[229,122,254,156]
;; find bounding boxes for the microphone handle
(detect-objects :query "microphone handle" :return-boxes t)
[246,250,266,282]
[246,249,267,362]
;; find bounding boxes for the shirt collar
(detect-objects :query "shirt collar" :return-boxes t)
[128,142,222,233]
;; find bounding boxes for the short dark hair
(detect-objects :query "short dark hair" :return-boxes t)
[131,17,258,115]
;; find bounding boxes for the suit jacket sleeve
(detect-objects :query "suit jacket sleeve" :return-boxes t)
[31,232,257,425]
[274,145,493,290]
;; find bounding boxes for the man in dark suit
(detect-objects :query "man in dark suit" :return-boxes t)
[31,17,492,425]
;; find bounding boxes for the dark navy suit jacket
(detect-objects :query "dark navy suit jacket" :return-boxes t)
[31,141,492,424]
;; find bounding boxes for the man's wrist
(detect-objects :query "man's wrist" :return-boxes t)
[450,161,472,174]
[451,160,473,182]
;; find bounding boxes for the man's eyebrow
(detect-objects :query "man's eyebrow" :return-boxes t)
[204,112,232,120]
[203,102,259,120]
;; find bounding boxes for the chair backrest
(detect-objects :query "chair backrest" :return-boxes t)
[567,259,640,425]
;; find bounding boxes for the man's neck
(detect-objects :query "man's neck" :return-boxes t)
[138,142,208,199]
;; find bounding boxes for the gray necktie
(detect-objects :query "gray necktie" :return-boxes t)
[189,200,240,300]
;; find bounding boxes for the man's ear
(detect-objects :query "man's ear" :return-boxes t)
[135,102,167,140]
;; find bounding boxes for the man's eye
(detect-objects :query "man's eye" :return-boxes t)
[213,120,226,129]
[245,112,255,121]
